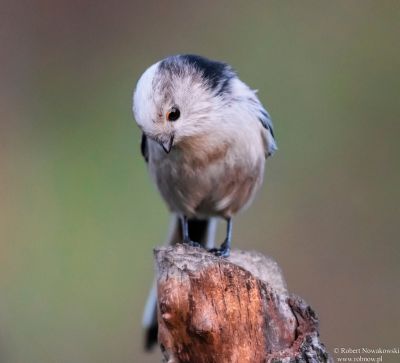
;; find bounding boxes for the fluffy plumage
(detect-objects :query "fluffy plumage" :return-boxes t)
[133,54,276,217]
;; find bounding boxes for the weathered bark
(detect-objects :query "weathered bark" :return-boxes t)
[154,244,332,363]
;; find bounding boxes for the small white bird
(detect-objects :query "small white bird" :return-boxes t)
[132,54,277,348]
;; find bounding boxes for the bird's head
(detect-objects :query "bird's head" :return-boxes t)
[133,55,235,153]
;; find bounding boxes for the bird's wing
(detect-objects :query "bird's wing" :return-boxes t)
[140,132,149,163]
[234,78,277,158]
[257,105,277,157]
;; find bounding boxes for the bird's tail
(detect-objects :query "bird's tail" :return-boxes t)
[142,214,217,350]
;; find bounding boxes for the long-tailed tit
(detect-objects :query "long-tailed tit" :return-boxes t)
[132,54,277,348]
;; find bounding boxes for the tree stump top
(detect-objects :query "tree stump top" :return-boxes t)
[155,244,332,363]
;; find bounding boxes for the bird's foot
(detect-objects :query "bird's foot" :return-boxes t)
[183,239,203,249]
[208,239,231,258]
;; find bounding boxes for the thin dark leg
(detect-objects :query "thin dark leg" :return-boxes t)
[181,215,202,248]
[209,218,232,257]
[181,215,190,243]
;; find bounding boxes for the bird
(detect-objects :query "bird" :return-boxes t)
[132,54,277,349]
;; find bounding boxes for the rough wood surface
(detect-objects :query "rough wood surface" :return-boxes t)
[155,244,332,363]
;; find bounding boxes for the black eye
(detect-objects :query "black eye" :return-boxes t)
[166,106,180,122]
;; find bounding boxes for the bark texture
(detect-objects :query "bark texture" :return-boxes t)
[155,244,332,363]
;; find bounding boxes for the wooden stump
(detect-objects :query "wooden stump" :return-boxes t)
[154,244,332,363]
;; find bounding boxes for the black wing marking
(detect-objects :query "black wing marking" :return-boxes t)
[259,107,277,157]
[248,96,277,157]
[259,108,275,139]
[140,133,149,163]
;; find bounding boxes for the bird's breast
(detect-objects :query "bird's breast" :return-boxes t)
[148,132,265,218]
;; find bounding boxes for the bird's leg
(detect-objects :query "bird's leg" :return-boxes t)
[181,215,202,248]
[209,218,232,257]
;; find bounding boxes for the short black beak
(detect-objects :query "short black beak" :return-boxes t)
[159,135,174,153]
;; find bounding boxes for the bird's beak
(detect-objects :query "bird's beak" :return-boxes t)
[159,134,174,153]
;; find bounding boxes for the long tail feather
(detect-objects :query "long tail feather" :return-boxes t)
[142,214,217,350]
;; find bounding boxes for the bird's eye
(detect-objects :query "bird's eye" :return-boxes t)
[166,107,180,122]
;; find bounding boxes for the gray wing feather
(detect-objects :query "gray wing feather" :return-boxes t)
[258,106,278,157]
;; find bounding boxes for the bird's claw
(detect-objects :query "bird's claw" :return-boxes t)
[208,242,230,258]
[183,239,203,249]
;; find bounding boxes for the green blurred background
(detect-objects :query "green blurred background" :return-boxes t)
[1,1,399,362]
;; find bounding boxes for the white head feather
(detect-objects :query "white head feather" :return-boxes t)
[133,55,277,156]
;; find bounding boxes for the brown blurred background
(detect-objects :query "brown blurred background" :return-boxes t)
[0,1,399,362]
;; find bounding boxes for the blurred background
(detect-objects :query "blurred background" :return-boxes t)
[1,1,399,362]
